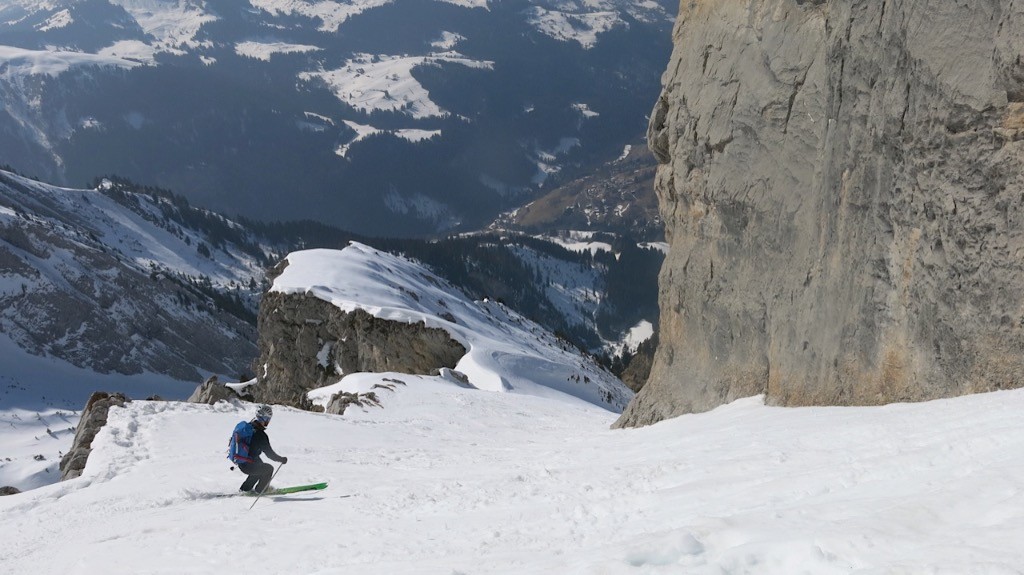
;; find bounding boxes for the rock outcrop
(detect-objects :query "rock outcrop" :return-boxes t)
[252,291,467,407]
[60,392,130,480]
[187,375,244,404]
[617,0,1024,427]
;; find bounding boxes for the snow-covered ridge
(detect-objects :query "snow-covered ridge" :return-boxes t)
[0,45,140,78]
[107,0,216,52]
[0,170,266,393]
[271,243,632,410]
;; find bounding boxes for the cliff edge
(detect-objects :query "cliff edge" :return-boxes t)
[617,0,1024,427]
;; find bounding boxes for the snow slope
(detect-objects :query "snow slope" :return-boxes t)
[0,333,207,491]
[0,45,140,77]
[0,170,266,403]
[272,243,631,411]
[2,172,266,290]
[301,52,494,119]
[4,385,1024,573]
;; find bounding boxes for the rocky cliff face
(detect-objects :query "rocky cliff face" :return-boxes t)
[252,287,466,407]
[617,0,1024,427]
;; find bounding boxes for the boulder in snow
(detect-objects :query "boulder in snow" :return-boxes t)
[187,375,243,404]
[59,392,130,481]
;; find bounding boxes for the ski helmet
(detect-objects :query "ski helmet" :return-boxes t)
[255,404,273,425]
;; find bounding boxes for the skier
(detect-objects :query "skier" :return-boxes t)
[230,404,288,494]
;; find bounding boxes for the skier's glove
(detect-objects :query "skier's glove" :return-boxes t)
[281,456,288,464]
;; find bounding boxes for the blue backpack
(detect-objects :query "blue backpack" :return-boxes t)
[227,420,255,465]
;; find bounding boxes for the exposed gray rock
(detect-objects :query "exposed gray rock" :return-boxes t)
[252,291,466,407]
[432,367,471,387]
[618,0,1024,427]
[60,392,130,480]
[325,379,408,414]
[325,390,380,415]
[619,334,657,393]
[0,486,21,496]
[187,375,243,404]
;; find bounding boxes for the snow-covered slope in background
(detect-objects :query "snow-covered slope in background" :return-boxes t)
[0,170,267,398]
[273,243,632,410]
[0,45,140,77]
[4,385,1024,572]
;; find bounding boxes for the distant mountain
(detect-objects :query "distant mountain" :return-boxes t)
[0,169,660,402]
[265,242,634,412]
[0,0,674,237]
[0,169,269,386]
[489,140,661,240]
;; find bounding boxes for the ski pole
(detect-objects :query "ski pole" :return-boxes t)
[248,461,285,511]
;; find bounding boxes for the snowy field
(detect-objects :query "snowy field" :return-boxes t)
[4,380,1024,573]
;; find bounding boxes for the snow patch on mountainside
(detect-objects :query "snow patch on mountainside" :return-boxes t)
[35,8,71,31]
[526,7,620,48]
[395,127,441,143]
[434,0,489,8]
[542,231,615,256]
[301,52,493,119]
[97,40,159,65]
[639,240,668,254]
[0,45,140,78]
[235,40,321,61]
[248,0,393,32]
[336,120,379,156]
[106,0,216,53]
[508,242,603,329]
[431,31,465,50]
[335,120,440,157]
[524,0,672,48]
[573,102,599,118]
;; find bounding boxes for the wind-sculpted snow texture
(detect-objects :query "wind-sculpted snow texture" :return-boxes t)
[261,242,632,411]
[619,0,1024,426]
[5,384,1024,572]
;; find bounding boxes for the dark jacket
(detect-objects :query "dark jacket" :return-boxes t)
[248,422,285,464]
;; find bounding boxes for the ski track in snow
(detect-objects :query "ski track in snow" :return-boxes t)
[4,385,1024,573]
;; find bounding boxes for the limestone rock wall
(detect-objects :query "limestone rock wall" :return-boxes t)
[252,291,466,407]
[617,0,1024,426]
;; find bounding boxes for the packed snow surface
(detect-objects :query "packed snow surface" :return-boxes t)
[4,385,1024,573]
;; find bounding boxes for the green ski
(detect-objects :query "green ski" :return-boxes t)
[262,482,328,495]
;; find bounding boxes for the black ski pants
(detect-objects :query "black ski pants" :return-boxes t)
[238,461,274,493]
